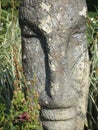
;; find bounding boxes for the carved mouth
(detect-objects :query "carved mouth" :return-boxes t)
[40,107,77,121]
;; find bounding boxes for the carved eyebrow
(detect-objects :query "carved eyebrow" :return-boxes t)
[19,21,34,38]
[20,20,45,38]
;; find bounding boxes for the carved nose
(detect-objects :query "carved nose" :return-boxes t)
[39,87,78,109]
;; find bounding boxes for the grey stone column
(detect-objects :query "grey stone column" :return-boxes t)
[19,0,90,130]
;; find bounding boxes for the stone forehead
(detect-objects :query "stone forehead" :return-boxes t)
[20,0,78,6]
[20,0,86,13]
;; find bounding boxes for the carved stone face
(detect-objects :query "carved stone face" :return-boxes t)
[19,0,89,130]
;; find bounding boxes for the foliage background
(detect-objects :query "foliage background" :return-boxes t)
[0,0,42,130]
[86,0,98,11]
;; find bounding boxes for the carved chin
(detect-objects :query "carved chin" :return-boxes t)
[40,108,77,130]
[40,107,85,130]
[42,120,76,130]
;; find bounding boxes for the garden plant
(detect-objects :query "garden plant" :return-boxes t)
[0,0,42,130]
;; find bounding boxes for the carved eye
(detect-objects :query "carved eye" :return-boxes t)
[21,24,35,37]
[19,19,44,38]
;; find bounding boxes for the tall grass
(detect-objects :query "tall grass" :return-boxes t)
[86,13,98,130]
[0,8,21,106]
[0,3,42,130]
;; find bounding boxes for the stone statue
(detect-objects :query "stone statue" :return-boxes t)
[19,0,90,130]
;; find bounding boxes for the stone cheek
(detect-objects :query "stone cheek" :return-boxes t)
[22,37,46,93]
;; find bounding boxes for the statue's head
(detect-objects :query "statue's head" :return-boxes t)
[19,0,89,130]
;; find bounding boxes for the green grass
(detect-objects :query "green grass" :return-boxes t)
[88,11,98,17]
[0,8,42,130]
[86,11,98,130]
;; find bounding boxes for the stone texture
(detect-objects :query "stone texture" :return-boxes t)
[19,0,90,130]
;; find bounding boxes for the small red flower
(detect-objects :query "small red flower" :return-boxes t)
[19,112,30,122]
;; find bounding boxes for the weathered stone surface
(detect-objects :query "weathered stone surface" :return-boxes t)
[19,0,90,130]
